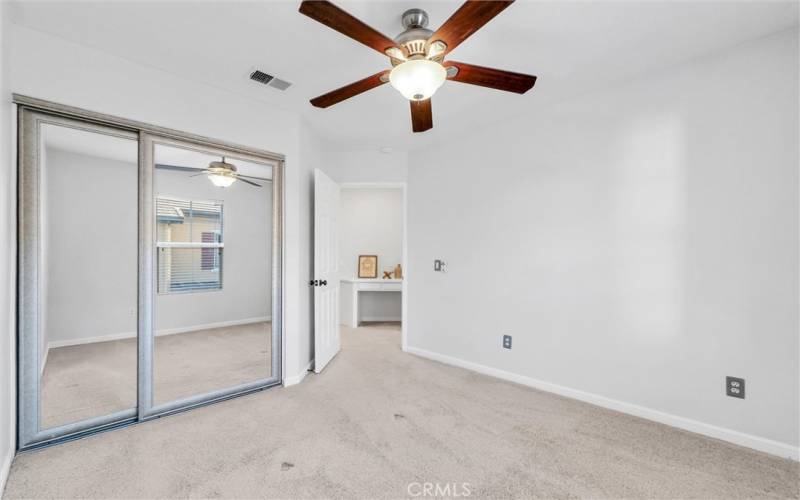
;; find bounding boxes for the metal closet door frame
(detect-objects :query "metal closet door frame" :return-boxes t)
[137,133,283,421]
[15,95,285,449]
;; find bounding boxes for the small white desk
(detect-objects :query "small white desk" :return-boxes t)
[340,278,402,327]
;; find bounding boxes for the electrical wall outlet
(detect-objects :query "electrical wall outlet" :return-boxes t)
[726,376,745,399]
[502,335,512,349]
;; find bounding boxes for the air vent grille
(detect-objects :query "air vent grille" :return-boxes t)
[250,70,274,85]
[249,69,292,91]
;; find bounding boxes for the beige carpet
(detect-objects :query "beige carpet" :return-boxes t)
[6,324,798,499]
[41,322,272,428]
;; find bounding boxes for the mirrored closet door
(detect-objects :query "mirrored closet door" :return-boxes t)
[18,110,140,445]
[17,102,283,449]
[140,134,280,417]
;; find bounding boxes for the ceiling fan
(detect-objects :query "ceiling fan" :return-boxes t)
[188,157,264,188]
[299,0,537,133]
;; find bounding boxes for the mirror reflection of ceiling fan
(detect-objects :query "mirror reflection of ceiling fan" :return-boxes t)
[155,157,267,188]
[299,0,537,133]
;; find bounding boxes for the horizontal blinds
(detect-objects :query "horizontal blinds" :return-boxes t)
[156,196,223,293]
[157,247,222,293]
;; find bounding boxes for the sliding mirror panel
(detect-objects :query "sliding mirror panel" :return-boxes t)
[18,110,139,447]
[148,139,276,411]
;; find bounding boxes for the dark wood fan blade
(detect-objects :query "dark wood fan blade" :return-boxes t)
[428,1,514,55]
[237,177,262,188]
[189,172,208,177]
[310,70,389,108]
[444,61,536,94]
[410,99,433,133]
[299,1,398,55]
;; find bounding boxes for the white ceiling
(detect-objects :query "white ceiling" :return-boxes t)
[10,1,799,152]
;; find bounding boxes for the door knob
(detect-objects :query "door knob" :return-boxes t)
[309,280,319,286]
[320,280,328,286]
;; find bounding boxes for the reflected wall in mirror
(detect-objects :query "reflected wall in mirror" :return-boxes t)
[153,144,273,405]
[39,123,138,429]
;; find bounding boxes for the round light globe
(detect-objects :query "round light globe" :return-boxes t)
[208,173,236,187]
[389,59,447,101]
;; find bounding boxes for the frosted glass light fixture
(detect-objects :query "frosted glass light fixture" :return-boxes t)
[208,173,236,187]
[389,59,447,101]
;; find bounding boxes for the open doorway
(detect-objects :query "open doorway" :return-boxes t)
[312,176,406,373]
[338,183,405,341]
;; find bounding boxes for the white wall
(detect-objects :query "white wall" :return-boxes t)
[407,29,799,457]
[339,188,403,277]
[321,150,408,184]
[339,188,403,320]
[7,24,313,384]
[0,1,16,491]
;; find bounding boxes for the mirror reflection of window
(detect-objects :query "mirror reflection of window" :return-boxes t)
[156,197,224,294]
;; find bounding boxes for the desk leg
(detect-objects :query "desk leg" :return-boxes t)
[352,289,359,327]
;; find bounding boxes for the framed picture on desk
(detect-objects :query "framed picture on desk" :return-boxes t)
[358,255,378,278]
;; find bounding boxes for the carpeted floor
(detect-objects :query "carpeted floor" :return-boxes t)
[41,322,272,428]
[6,324,798,499]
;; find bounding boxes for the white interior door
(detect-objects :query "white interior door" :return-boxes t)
[313,168,341,373]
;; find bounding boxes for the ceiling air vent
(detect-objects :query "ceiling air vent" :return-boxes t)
[249,69,292,91]
[250,70,274,84]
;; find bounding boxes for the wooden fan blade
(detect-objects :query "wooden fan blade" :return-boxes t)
[428,1,514,55]
[444,61,536,94]
[310,70,389,108]
[237,177,262,188]
[299,1,398,55]
[410,99,432,133]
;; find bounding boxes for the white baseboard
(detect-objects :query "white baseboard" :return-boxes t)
[284,360,313,387]
[47,316,271,349]
[361,316,401,322]
[0,445,13,498]
[405,346,799,461]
